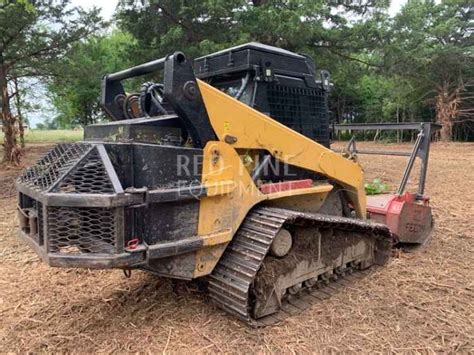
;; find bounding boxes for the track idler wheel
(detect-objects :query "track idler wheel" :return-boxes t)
[269,228,292,257]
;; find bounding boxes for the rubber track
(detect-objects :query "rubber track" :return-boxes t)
[208,206,391,327]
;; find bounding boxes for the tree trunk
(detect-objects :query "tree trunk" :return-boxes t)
[396,105,400,143]
[0,52,21,164]
[439,116,453,141]
[435,80,461,142]
[437,84,453,141]
[14,78,25,148]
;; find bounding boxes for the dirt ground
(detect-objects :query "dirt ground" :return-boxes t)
[0,142,473,353]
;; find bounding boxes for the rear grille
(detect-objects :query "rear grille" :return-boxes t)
[18,143,92,192]
[48,207,116,254]
[52,148,114,194]
[267,85,329,146]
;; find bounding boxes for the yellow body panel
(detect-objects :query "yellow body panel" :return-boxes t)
[192,80,367,277]
[193,141,265,277]
[197,79,366,218]
[265,184,333,200]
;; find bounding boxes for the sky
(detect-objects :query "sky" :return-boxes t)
[388,0,409,16]
[28,0,408,128]
[73,0,117,20]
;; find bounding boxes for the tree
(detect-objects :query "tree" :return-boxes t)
[13,78,25,147]
[114,0,392,124]
[115,0,389,61]
[48,31,137,128]
[0,0,103,164]
[387,0,473,140]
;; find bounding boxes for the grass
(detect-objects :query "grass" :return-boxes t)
[0,129,83,143]
[364,178,390,195]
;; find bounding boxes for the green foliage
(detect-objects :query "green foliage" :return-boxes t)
[388,3,472,95]
[48,32,138,127]
[34,118,57,130]
[115,0,389,61]
[0,1,104,79]
[0,0,104,163]
[384,0,473,139]
[365,178,390,195]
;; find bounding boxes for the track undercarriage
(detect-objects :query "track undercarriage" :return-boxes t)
[208,207,392,326]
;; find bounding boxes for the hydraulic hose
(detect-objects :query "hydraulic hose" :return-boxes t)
[139,82,168,117]
[234,72,251,100]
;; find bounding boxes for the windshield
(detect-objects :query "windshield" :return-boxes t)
[214,77,254,105]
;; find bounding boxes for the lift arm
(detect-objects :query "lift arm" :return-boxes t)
[197,80,367,218]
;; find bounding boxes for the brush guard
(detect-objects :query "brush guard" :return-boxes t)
[16,142,145,268]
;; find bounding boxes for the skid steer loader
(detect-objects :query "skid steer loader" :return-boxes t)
[16,43,434,326]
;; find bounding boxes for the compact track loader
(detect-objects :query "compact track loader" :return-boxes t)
[16,43,434,326]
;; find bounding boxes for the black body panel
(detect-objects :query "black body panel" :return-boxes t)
[194,42,331,147]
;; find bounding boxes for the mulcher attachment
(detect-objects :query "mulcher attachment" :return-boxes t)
[208,207,392,327]
[367,192,433,246]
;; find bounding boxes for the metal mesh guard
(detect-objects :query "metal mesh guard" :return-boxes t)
[18,143,92,192]
[267,85,328,143]
[18,143,116,194]
[53,148,114,194]
[48,207,116,254]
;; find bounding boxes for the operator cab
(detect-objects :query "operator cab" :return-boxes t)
[194,42,331,147]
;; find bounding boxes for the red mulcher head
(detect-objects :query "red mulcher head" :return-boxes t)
[367,192,433,246]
